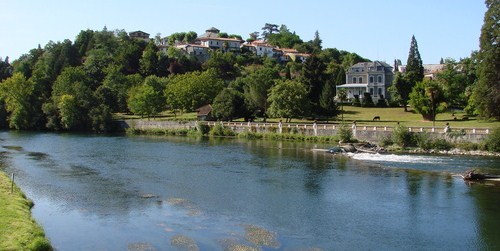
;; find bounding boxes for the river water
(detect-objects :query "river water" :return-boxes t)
[1,131,500,250]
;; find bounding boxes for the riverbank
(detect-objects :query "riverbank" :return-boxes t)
[0,169,52,251]
[125,124,500,158]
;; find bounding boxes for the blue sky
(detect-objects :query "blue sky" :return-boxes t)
[0,0,486,64]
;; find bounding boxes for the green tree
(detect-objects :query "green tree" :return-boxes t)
[164,70,225,112]
[202,51,239,80]
[266,25,303,49]
[242,66,280,118]
[0,57,13,81]
[409,79,446,121]
[212,88,247,121]
[140,42,159,76]
[472,0,500,120]
[261,23,279,40]
[127,77,165,119]
[267,79,309,122]
[388,72,412,111]
[0,73,35,129]
[336,89,348,121]
[47,66,95,130]
[436,59,469,108]
[405,35,424,88]
[319,79,339,118]
[57,94,80,130]
[303,54,326,114]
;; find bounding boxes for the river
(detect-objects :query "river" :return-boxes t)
[1,131,500,250]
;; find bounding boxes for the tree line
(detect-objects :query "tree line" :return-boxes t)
[388,1,499,121]
[0,25,367,132]
[0,2,498,133]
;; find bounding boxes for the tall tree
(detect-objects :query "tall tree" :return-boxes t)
[311,30,322,53]
[319,79,338,118]
[409,79,446,121]
[127,78,165,119]
[211,88,247,121]
[0,57,13,81]
[405,35,424,86]
[302,54,327,114]
[140,42,159,76]
[388,72,412,111]
[472,0,500,120]
[0,73,35,129]
[261,23,279,40]
[242,67,280,118]
[267,79,309,122]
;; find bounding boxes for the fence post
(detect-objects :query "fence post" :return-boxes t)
[11,173,14,194]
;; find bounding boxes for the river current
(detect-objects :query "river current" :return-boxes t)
[1,131,499,250]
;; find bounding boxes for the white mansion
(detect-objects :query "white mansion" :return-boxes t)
[336,61,394,102]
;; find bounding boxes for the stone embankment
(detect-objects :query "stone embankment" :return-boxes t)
[120,120,490,144]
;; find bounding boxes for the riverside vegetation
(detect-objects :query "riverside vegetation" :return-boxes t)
[0,169,52,250]
[127,122,500,156]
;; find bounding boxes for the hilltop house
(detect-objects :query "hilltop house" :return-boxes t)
[129,31,150,42]
[242,40,275,57]
[196,27,243,52]
[336,61,394,102]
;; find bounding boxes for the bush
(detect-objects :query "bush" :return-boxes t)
[376,97,388,107]
[484,127,500,152]
[209,123,235,136]
[352,95,361,107]
[196,123,210,135]
[379,135,393,147]
[361,92,375,107]
[28,237,52,251]
[392,125,416,148]
[337,124,354,143]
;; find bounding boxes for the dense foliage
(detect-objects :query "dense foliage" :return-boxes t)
[472,0,500,120]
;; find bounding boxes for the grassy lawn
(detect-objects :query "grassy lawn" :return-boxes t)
[338,106,499,128]
[0,171,51,250]
[114,111,198,121]
[115,107,499,129]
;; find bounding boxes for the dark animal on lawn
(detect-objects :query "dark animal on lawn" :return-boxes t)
[372,116,380,121]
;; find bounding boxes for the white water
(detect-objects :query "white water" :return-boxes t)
[345,152,494,173]
[348,153,447,164]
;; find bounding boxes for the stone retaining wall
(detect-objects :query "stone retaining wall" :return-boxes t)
[121,120,489,143]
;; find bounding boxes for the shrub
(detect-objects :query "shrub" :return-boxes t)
[352,96,361,107]
[379,135,393,147]
[28,237,52,251]
[209,123,235,136]
[196,123,210,135]
[361,92,375,107]
[376,97,388,107]
[392,125,416,148]
[337,124,354,143]
[484,127,500,152]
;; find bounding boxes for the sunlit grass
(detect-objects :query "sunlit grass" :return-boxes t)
[0,171,52,250]
[116,106,499,129]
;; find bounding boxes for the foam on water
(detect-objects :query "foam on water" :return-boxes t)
[348,152,446,164]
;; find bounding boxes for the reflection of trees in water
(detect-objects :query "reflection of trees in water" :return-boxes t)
[469,185,500,250]
[7,149,156,218]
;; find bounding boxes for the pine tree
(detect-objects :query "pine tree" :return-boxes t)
[302,54,326,114]
[473,0,500,120]
[405,35,424,86]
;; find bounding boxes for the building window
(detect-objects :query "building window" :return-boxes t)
[370,88,374,95]
[359,77,363,83]
[352,77,357,83]
[369,76,374,83]
[378,88,383,95]
[378,76,382,83]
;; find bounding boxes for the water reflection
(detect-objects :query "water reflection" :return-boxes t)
[1,132,500,250]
